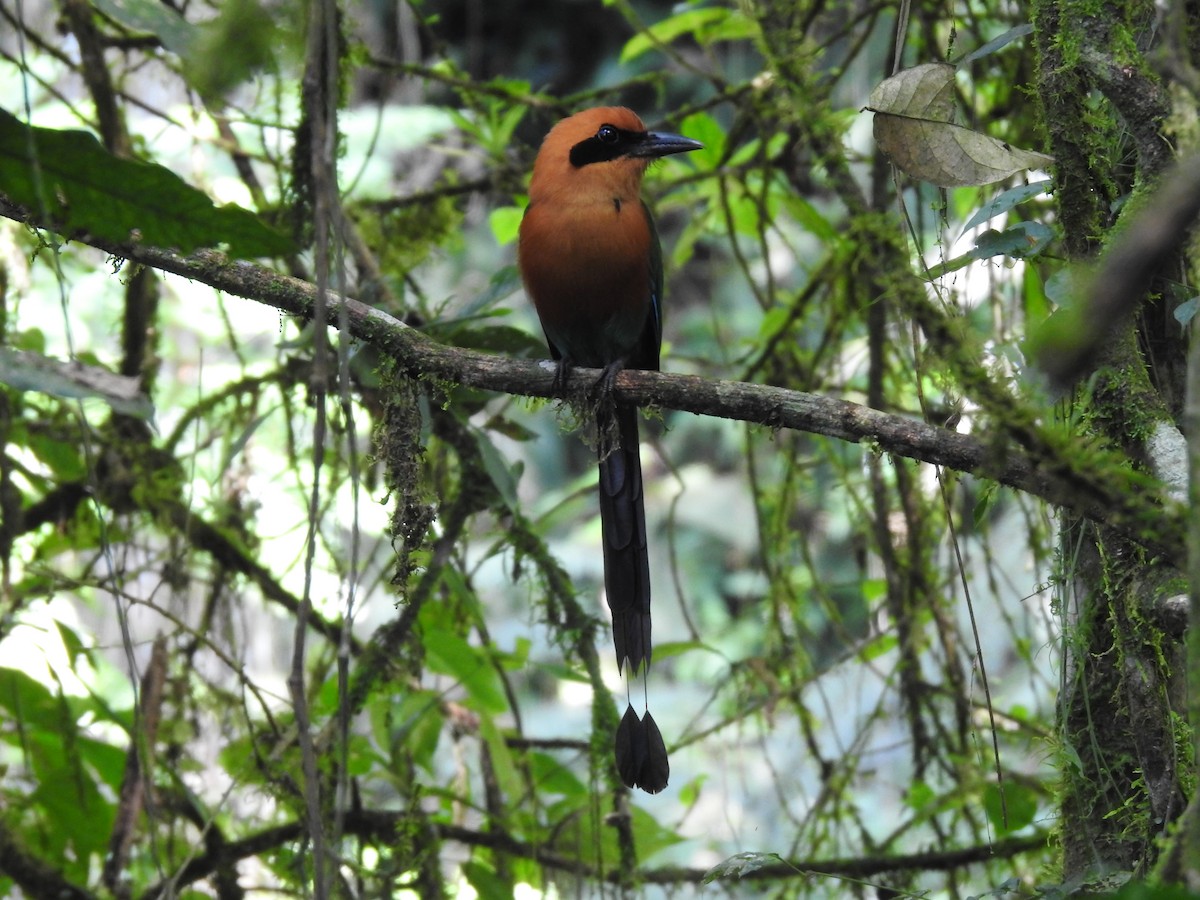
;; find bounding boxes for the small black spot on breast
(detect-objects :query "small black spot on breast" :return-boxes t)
[613,197,622,213]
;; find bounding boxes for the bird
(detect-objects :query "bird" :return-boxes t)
[517,107,701,793]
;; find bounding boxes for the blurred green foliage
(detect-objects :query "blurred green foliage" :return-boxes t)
[2,0,1188,895]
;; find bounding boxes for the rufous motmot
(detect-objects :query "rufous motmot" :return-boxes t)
[517,107,701,793]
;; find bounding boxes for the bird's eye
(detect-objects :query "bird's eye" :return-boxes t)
[597,125,619,143]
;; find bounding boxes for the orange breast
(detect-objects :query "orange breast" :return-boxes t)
[518,195,654,369]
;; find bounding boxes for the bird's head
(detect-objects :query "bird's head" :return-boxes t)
[528,106,702,201]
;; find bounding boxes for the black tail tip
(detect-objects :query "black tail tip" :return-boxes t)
[615,704,669,793]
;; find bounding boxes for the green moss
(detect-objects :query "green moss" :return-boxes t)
[375,358,436,587]
[352,195,462,288]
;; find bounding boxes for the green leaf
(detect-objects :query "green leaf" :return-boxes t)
[476,714,523,797]
[54,621,88,668]
[670,206,711,269]
[650,640,709,662]
[487,413,539,443]
[727,183,766,235]
[961,180,1051,234]
[434,320,542,358]
[629,804,686,860]
[92,0,196,55]
[500,637,531,669]
[861,578,887,602]
[527,751,587,795]
[905,779,936,811]
[454,91,531,155]
[531,658,592,684]
[223,410,274,472]
[0,347,154,419]
[0,107,294,259]
[490,205,524,246]
[424,628,507,714]
[462,860,513,900]
[621,8,724,62]
[1043,268,1079,306]
[381,691,444,774]
[677,772,708,805]
[860,632,898,661]
[984,781,1038,833]
[1024,302,1091,377]
[31,748,115,859]
[783,193,839,243]
[0,666,60,730]
[973,480,999,528]
[970,221,1053,260]
[958,23,1035,64]
[678,111,725,167]
[178,0,293,101]
[620,7,757,63]
[1060,741,1084,773]
[27,430,87,481]
[473,427,521,511]
[76,736,129,794]
[1022,263,1050,323]
[702,9,762,46]
[704,851,786,883]
[455,265,523,319]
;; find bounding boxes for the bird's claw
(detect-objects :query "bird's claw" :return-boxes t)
[550,358,575,396]
[592,359,627,406]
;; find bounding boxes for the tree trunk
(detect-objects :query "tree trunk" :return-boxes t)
[1034,0,1192,881]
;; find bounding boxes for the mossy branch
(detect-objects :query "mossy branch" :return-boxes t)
[0,196,1182,564]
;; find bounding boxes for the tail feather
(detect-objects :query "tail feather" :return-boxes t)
[597,403,652,675]
[615,703,669,793]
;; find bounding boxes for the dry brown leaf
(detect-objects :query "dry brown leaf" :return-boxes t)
[869,62,1053,187]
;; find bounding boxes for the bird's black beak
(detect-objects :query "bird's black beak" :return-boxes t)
[631,130,703,159]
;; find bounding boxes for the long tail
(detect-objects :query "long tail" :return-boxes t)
[597,402,652,676]
[598,403,668,793]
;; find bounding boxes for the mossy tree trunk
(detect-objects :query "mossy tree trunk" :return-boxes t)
[1033,0,1197,882]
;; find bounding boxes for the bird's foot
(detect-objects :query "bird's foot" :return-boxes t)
[550,358,575,396]
[591,360,626,448]
[594,359,626,401]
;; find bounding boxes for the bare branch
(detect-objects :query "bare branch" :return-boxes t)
[137,809,1049,895]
